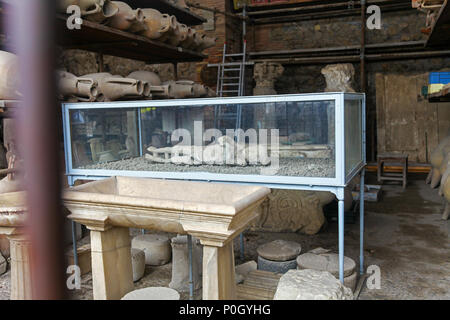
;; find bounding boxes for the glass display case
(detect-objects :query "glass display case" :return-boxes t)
[62,93,365,189]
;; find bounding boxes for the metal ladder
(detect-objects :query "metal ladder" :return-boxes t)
[210,41,253,130]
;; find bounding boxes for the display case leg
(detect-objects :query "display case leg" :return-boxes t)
[338,197,345,283]
[239,232,244,261]
[187,235,194,300]
[360,169,365,275]
[71,221,79,267]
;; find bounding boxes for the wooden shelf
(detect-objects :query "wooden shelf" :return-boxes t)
[126,0,206,26]
[426,0,450,47]
[56,14,206,64]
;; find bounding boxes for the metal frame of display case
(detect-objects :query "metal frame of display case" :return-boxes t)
[62,92,366,285]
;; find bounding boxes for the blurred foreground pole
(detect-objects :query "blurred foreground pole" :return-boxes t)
[7,1,67,299]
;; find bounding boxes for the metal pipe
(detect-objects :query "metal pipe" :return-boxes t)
[338,198,345,283]
[187,235,194,300]
[359,169,365,275]
[7,0,67,299]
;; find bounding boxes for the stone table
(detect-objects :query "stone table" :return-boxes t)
[62,176,270,300]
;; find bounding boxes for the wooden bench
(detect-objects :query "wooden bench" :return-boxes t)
[377,153,408,189]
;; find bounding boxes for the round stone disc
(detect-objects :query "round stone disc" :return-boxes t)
[121,287,180,300]
[257,240,302,262]
[296,252,356,278]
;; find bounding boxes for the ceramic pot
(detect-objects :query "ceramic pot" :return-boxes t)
[58,71,99,102]
[159,18,182,46]
[150,84,171,99]
[188,32,206,50]
[193,83,208,97]
[197,36,217,51]
[164,81,194,99]
[0,51,20,100]
[179,26,195,49]
[108,1,145,31]
[128,71,161,86]
[140,9,174,40]
[83,0,119,24]
[58,0,100,13]
[82,73,144,101]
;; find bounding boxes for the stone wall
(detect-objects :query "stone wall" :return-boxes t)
[247,9,450,161]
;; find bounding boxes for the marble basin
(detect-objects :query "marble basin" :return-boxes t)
[62,176,270,300]
[63,176,270,243]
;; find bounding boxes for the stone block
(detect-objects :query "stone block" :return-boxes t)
[296,252,356,278]
[132,234,171,266]
[274,269,353,300]
[131,248,145,282]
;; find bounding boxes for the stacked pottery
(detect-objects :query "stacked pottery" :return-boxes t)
[107,1,146,32]
[58,0,119,23]
[58,71,99,102]
[0,50,20,100]
[80,73,146,101]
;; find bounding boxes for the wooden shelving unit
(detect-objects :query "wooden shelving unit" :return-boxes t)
[426,0,450,47]
[126,0,206,26]
[56,14,206,64]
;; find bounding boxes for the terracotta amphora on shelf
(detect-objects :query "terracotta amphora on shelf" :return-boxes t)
[108,1,146,32]
[80,0,119,24]
[128,71,162,86]
[197,35,217,52]
[159,18,184,46]
[58,71,99,102]
[188,32,206,50]
[0,51,20,100]
[140,9,174,40]
[81,73,144,101]
[179,26,195,49]
[164,80,194,99]
[149,84,171,99]
[193,83,208,97]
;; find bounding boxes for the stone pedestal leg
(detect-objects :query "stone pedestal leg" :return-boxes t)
[90,226,133,300]
[202,241,236,300]
[9,233,32,300]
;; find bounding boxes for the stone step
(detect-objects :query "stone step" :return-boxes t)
[236,270,282,300]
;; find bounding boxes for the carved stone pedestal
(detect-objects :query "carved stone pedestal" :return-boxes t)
[0,227,32,300]
[0,191,32,300]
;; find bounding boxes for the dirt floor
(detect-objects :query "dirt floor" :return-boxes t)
[0,172,449,300]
